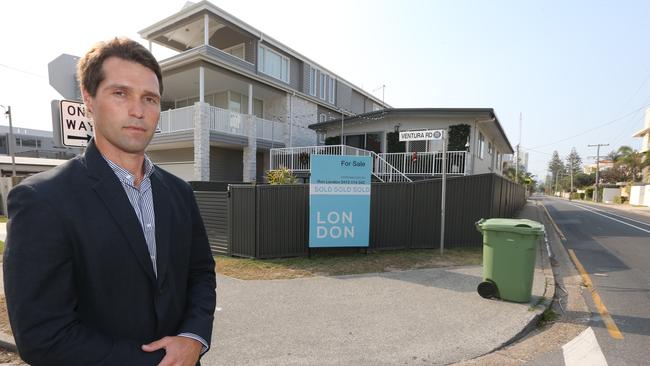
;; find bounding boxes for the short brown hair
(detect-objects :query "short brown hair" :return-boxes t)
[77,37,163,97]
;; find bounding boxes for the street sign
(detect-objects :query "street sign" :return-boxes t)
[59,100,93,147]
[48,54,81,100]
[399,129,444,141]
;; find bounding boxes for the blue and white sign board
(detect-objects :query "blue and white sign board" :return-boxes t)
[309,155,372,248]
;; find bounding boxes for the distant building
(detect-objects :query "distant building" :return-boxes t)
[633,108,650,153]
[0,126,81,161]
[509,151,529,172]
[583,160,614,174]
[633,108,650,182]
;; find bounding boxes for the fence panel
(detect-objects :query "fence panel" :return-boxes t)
[256,184,309,258]
[369,183,413,249]
[228,185,257,257]
[194,191,229,255]
[410,180,442,248]
[445,174,494,248]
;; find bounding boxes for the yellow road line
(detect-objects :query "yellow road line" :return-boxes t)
[540,201,567,241]
[568,249,624,340]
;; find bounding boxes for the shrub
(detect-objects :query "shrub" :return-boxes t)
[266,167,297,185]
[613,196,628,204]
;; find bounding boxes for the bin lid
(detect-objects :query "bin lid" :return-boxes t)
[477,218,545,235]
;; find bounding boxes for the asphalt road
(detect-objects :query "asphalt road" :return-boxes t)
[542,197,650,366]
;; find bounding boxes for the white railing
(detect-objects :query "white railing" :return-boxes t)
[379,151,468,175]
[270,145,412,183]
[209,106,246,136]
[255,116,286,142]
[157,106,194,133]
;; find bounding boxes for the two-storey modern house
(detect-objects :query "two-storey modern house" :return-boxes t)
[139,1,387,182]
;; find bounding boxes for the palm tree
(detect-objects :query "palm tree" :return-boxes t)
[613,146,650,182]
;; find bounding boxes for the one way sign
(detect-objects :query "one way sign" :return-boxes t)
[59,100,93,147]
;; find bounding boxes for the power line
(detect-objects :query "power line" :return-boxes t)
[608,107,645,147]
[0,63,47,79]
[519,146,554,156]
[529,103,650,150]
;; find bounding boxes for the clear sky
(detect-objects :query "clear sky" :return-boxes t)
[1,0,649,181]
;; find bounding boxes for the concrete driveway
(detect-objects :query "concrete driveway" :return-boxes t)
[202,264,547,366]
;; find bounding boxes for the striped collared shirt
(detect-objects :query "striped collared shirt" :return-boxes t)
[103,154,209,353]
[103,154,158,275]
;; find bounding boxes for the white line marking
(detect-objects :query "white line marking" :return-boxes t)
[562,327,608,366]
[570,202,650,228]
[566,202,650,234]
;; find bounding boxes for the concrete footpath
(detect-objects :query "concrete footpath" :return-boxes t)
[0,202,555,365]
[201,201,555,366]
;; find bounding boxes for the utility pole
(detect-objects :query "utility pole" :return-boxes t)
[515,113,521,184]
[0,105,16,177]
[588,143,609,203]
[569,163,574,198]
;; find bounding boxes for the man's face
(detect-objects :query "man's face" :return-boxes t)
[83,56,161,156]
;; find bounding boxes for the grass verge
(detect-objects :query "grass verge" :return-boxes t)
[216,247,482,280]
[0,296,11,336]
[537,307,559,329]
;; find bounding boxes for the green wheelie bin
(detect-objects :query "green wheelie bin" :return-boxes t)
[475,218,545,303]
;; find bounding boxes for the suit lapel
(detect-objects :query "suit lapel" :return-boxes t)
[84,141,157,283]
[151,171,171,289]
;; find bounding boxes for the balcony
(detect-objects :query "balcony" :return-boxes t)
[156,105,286,144]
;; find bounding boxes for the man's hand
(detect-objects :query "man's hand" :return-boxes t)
[142,336,202,366]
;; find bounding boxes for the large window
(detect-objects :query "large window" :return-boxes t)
[328,77,336,104]
[345,135,365,149]
[258,45,289,83]
[309,67,317,96]
[344,133,383,153]
[496,152,502,172]
[478,132,485,159]
[319,72,326,100]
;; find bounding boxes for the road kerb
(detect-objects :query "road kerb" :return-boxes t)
[567,249,624,340]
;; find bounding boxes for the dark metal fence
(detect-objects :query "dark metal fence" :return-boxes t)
[197,173,526,258]
[191,181,250,255]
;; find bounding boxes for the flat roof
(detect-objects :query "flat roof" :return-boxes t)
[309,108,515,154]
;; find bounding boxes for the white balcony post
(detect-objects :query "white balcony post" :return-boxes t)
[199,66,205,103]
[247,84,253,115]
[289,94,293,148]
[204,14,209,46]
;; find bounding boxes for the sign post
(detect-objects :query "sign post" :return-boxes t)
[440,130,447,255]
[399,129,446,254]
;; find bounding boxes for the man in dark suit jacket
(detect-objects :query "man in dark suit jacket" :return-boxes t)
[3,38,216,365]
